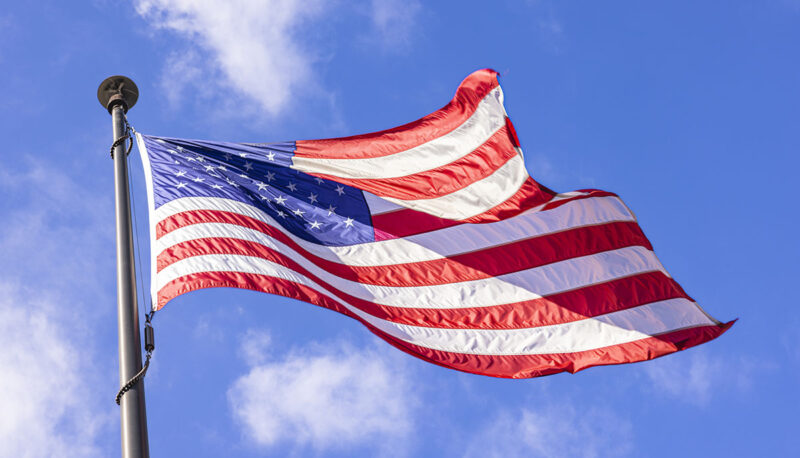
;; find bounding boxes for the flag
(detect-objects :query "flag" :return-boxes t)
[135,69,732,378]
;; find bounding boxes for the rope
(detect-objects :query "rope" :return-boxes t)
[116,313,156,405]
[109,118,133,159]
[112,117,156,406]
[115,351,151,405]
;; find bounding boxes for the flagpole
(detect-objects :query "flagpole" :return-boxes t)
[98,76,150,458]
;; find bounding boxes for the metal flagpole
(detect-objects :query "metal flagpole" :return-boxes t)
[98,76,150,458]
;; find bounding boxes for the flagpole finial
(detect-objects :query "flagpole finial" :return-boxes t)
[98,75,139,114]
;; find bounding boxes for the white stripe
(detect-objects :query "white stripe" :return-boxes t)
[156,195,635,267]
[372,298,713,355]
[157,246,665,309]
[157,216,649,295]
[378,153,528,220]
[157,255,712,355]
[291,87,506,179]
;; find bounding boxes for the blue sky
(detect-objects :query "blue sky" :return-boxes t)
[0,1,798,456]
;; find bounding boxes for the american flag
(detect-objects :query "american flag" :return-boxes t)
[136,69,732,378]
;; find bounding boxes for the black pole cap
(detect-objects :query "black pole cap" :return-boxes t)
[97,75,138,114]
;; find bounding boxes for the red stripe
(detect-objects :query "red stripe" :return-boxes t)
[372,208,461,240]
[156,271,733,378]
[157,257,687,331]
[156,188,586,246]
[371,180,561,239]
[375,319,734,379]
[506,116,521,147]
[157,220,651,287]
[303,124,520,201]
[542,189,618,211]
[370,175,557,231]
[295,69,500,159]
[462,177,557,224]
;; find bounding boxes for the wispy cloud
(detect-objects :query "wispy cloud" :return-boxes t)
[519,0,565,54]
[463,401,634,458]
[134,0,423,121]
[0,283,113,458]
[366,0,421,50]
[537,14,564,54]
[0,160,114,293]
[135,0,328,117]
[0,13,14,63]
[237,328,272,365]
[0,161,115,457]
[643,349,771,406]
[228,333,417,455]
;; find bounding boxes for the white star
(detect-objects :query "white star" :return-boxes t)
[244,161,253,171]
[195,156,205,162]
[276,210,286,218]
[175,170,187,177]
[287,182,297,192]
[309,221,321,230]
[217,165,227,171]
[167,149,178,155]
[239,173,249,179]
[293,208,305,217]
[192,177,204,183]
[204,165,215,172]
[274,195,287,205]
[335,185,345,196]
[176,182,187,189]
[226,178,238,187]
[239,152,247,158]
[266,152,276,161]
[314,177,324,185]
[224,153,232,161]
[176,145,184,152]
[343,217,354,228]
[256,182,268,191]
[186,157,196,162]
[308,193,318,204]
[265,171,276,182]
[211,184,223,190]
[327,205,336,216]
[260,195,270,201]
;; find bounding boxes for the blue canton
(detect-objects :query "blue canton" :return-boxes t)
[141,135,375,246]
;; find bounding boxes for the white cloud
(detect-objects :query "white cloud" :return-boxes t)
[228,334,417,454]
[520,0,565,54]
[135,0,327,116]
[643,349,769,406]
[0,160,114,294]
[237,328,272,365]
[135,0,423,119]
[537,14,564,53]
[526,153,561,184]
[367,0,421,49]
[463,402,633,458]
[0,162,115,457]
[0,283,112,458]
[643,350,721,405]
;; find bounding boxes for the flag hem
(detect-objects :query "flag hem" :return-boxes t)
[135,132,159,312]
